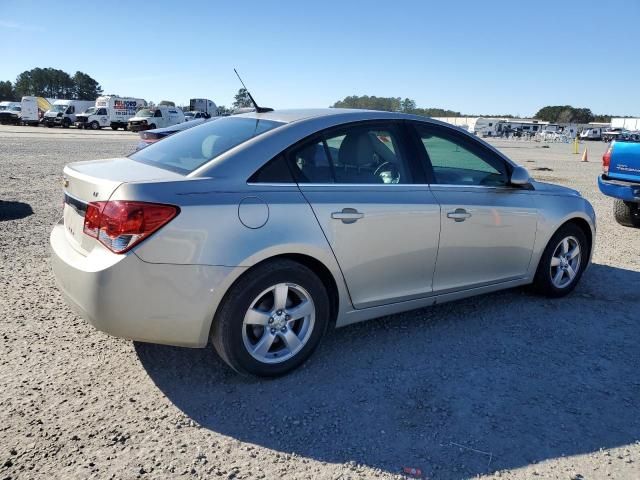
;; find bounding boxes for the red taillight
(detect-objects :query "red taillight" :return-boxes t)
[602,146,612,174]
[82,200,178,253]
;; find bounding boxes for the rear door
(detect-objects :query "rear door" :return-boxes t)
[411,122,538,293]
[292,121,441,309]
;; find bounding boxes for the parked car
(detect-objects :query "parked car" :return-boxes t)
[51,109,596,377]
[0,103,22,125]
[135,117,211,151]
[598,140,640,227]
[128,105,185,132]
[43,100,94,128]
[184,111,210,121]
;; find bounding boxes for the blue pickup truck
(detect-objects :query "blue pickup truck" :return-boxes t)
[598,140,640,227]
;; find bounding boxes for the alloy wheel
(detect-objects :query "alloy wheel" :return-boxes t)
[549,236,581,289]
[242,283,315,364]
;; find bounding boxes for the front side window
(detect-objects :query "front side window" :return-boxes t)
[415,125,509,187]
[291,124,412,184]
[130,117,283,174]
[154,109,162,118]
[97,108,107,115]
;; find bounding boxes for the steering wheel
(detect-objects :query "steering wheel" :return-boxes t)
[373,162,401,184]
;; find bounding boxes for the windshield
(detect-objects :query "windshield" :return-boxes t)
[130,117,284,174]
[184,112,194,116]
[136,109,154,117]
[83,107,96,115]
[51,104,67,112]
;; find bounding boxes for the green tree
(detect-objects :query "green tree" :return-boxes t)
[400,98,417,113]
[217,105,232,115]
[72,71,103,99]
[0,80,16,101]
[15,67,75,98]
[232,88,252,109]
[534,105,594,123]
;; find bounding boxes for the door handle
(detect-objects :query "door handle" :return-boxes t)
[331,208,364,224]
[447,208,472,222]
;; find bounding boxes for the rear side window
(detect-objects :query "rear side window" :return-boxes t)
[249,155,293,183]
[130,117,283,174]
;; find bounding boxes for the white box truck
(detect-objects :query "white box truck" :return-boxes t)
[20,96,51,126]
[127,105,185,132]
[189,98,218,117]
[75,96,146,130]
[43,99,94,128]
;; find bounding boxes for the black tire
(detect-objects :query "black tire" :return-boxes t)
[532,223,589,298]
[62,118,71,128]
[613,199,640,228]
[90,121,100,130]
[211,259,330,377]
[46,123,53,128]
[77,124,84,130]
[111,125,118,130]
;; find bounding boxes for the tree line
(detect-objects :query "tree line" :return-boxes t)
[332,95,622,122]
[0,67,103,101]
[332,95,461,117]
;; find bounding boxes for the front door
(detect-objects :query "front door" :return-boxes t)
[292,122,441,309]
[411,122,538,293]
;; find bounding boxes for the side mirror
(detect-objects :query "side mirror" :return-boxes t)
[510,165,531,186]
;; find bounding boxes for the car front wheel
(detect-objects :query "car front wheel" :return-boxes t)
[211,260,329,377]
[533,223,589,297]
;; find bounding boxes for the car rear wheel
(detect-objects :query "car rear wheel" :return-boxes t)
[111,125,118,130]
[532,223,588,297]
[613,199,640,228]
[211,259,329,377]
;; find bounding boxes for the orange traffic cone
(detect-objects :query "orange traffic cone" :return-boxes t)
[582,148,588,162]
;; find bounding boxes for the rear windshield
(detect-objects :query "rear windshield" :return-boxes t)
[129,117,284,174]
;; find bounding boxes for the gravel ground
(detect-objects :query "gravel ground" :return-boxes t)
[0,126,639,480]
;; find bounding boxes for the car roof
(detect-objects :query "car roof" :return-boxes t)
[235,108,416,124]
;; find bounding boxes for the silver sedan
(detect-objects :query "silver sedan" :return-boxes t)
[50,109,596,376]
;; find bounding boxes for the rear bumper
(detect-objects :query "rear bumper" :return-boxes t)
[50,222,240,347]
[598,175,640,203]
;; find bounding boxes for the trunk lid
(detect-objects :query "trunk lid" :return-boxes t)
[62,157,183,254]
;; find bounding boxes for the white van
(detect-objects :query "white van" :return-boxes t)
[0,102,22,125]
[127,105,185,132]
[43,100,95,128]
[75,96,146,130]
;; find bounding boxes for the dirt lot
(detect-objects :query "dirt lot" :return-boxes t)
[0,125,638,480]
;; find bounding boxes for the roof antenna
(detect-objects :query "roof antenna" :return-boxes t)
[234,68,273,113]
